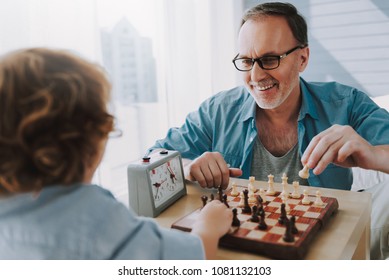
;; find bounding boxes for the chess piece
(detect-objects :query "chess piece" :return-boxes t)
[218,186,223,202]
[230,182,239,197]
[258,210,268,230]
[278,203,287,225]
[257,204,265,217]
[223,194,230,208]
[241,189,252,214]
[280,173,289,198]
[290,216,298,234]
[201,195,208,208]
[248,191,256,203]
[259,188,267,203]
[231,208,240,227]
[299,165,310,179]
[281,195,290,213]
[282,219,295,243]
[266,174,275,195]
[248,176,256,193]
[250,206,260,222]
[256,193,263,205]
[314,190,324,206]
[302,189,310,205]
[210,193,215,201]
[238,191,245,207]
[291,181,300,198]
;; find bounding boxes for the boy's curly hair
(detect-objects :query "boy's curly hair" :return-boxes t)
[0,48,114,194]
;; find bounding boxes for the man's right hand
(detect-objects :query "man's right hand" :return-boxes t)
[185,152,242,189]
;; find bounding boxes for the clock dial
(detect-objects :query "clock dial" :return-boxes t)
[149,155,184,208]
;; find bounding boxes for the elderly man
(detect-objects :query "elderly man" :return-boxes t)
[151,2,389,192]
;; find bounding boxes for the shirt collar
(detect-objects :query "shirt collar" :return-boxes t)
[299,77,319,121]
[236,78,319,123]
[237,87,257,123]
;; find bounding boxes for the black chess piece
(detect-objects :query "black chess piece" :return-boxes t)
[232,208,240,227]
[257,194,263,205]
[250,206,259,222]
[258,210,267,230]
[210,193,214,201]
[223,194,230,208]
[256,204,265,217]
[201,195,208,208]
[218,186,223,202]
[278,203,287,225]
[282,219,295,243]
[290,215,298,234]
[241,189,252,214]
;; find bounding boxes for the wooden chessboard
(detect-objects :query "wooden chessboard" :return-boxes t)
[171,184,339,259]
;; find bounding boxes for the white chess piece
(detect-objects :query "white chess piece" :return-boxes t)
[280,173,289,198]
[248,191,256,203]
[299,165,310,179]
[302,189,310,205]
[248,176,256,193]
[230,182,239,197]
[291,181,300,198]
[238,191,245,207]
[266,174,275,195]
[314,190,324,206]
[259,188,267,203]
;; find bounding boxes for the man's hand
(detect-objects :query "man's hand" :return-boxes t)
[301,124,383,175]
[185,152,242,189]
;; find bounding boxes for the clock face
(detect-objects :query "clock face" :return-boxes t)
[149,155,185,208]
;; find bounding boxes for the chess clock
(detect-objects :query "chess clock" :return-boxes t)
[127,150,187,217]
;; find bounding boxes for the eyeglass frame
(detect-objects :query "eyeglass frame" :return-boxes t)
[109,127,123,138]
[232,44,308,71]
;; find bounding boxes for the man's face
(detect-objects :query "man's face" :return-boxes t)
[237,16,309,110]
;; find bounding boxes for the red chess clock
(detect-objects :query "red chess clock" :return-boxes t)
[127,150,186,217]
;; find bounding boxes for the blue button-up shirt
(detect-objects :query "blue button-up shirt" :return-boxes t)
[152,78,389,190]
[0,184,204,259]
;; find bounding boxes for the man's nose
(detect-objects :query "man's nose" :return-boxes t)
[250,61,267,82]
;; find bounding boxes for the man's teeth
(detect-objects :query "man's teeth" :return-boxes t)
[255,84,273,90]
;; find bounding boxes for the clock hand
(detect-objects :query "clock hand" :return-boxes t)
[153,179,167,199]
[167,166,177,183]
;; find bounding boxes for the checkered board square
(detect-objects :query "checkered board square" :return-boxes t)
[171,184,338,259]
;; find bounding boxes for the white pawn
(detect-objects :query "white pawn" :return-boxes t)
[248,176,257,193]
[291,181,301,198]
[280,173,289,198]
[266,174,276,195]
[302,189,310,205]
[259,188,267,203]
[299,165,310,179]
[238,191,245,207]
[230,182,239,197]
[314,190,324,206]
[248,191,256,203]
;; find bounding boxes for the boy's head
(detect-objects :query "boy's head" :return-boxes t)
[0,48,114,194]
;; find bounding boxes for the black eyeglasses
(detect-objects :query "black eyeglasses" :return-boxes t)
[232,45,307,71]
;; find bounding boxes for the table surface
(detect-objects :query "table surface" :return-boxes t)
[155,178,372,260]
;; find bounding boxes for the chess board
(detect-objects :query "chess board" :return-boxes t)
[171,184,339,259]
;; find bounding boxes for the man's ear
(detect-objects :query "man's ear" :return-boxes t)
[299,46,310,72]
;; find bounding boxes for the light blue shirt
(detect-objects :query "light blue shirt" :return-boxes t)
[152,78,389,190]
[0,184,204,259]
